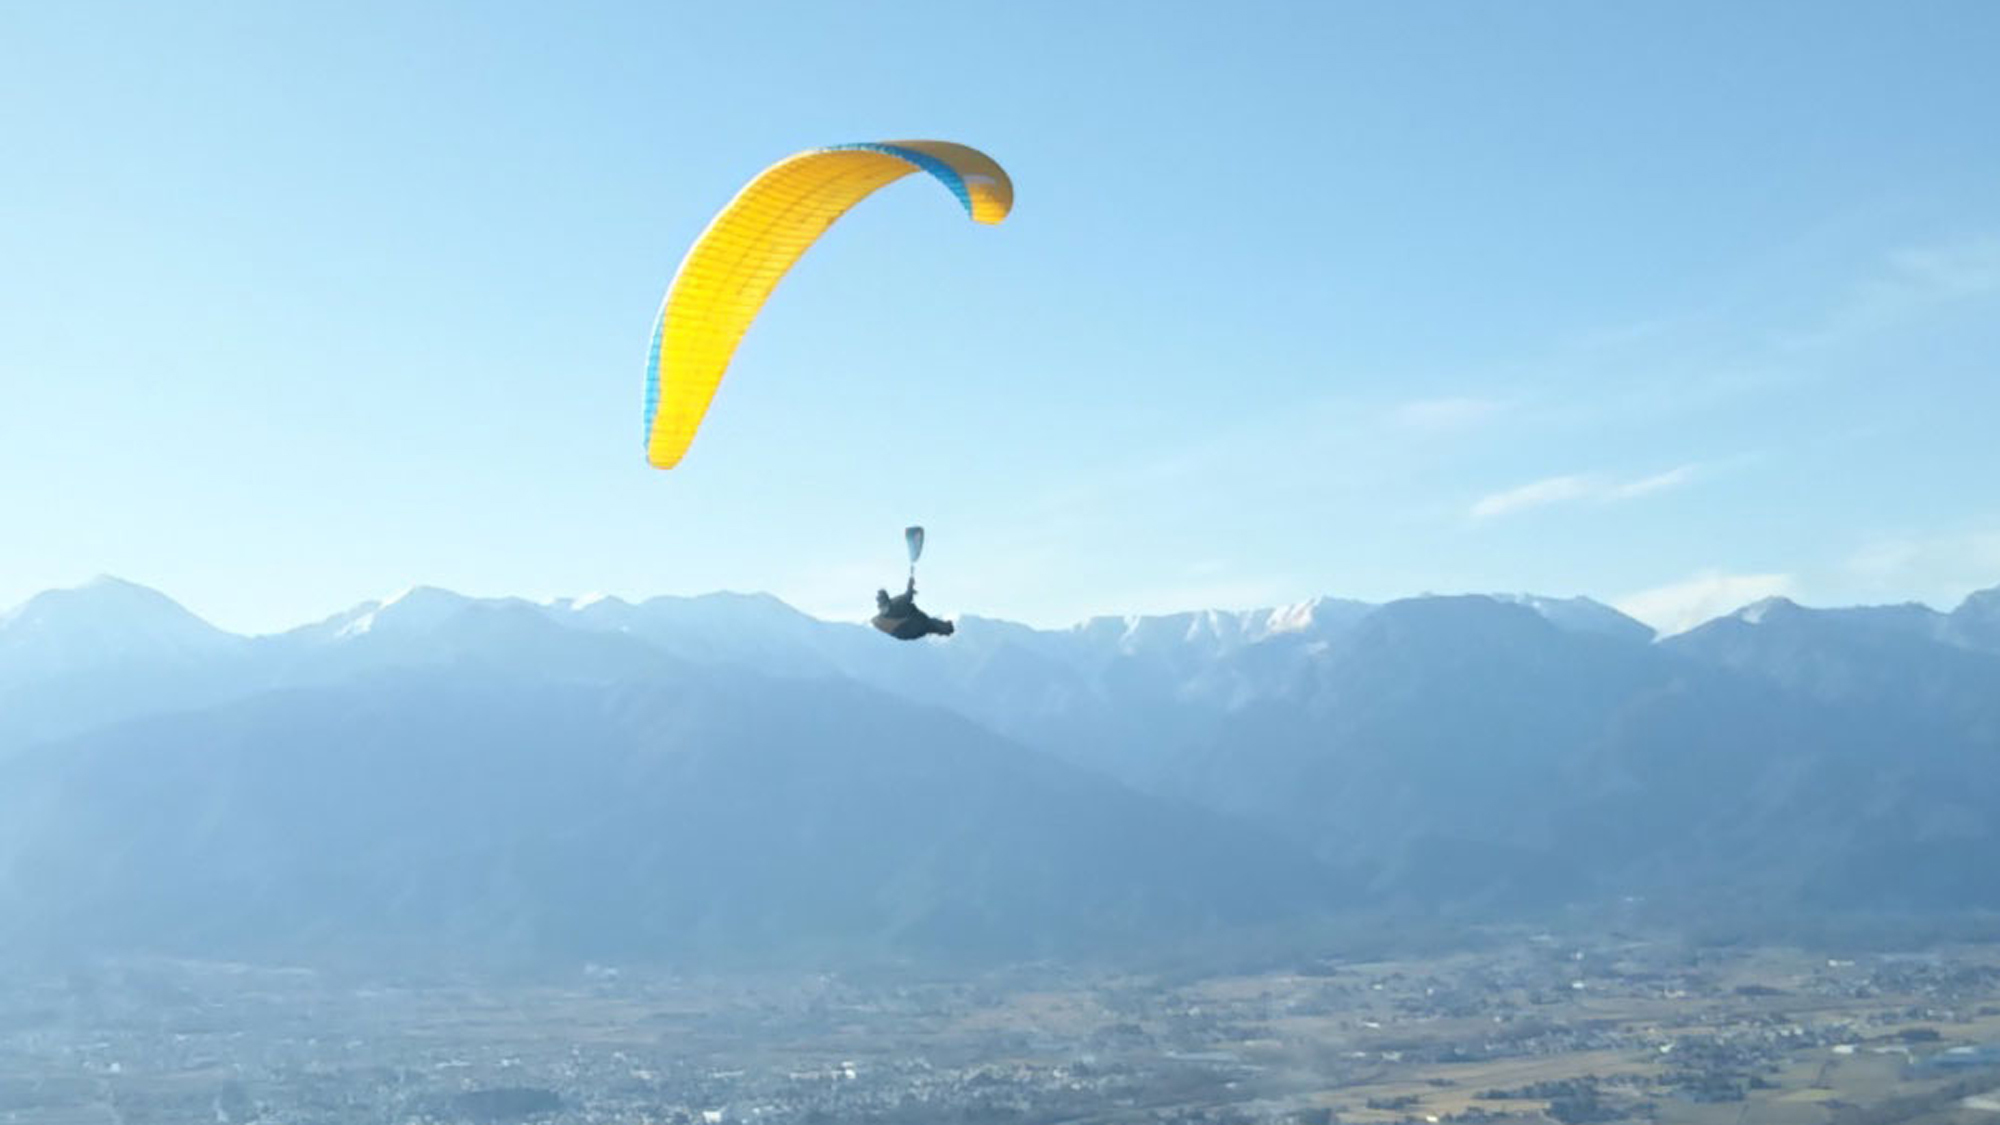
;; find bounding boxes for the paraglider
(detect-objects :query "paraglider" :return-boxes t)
[873,526,954,640]
[642,140,1013,470]
[640,143,1008,638]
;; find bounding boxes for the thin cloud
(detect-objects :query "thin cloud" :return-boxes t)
[1470,475,1594,519]
[1615,569,1796,636]
[1611,463,1702,500]
[1873,235,2000,305]
[1471,463,1705,520]
[1778,232,2000,351]
[1841,526,2000,607]
[1503,229,2000,435]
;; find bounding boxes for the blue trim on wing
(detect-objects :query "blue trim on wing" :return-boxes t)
[643,306,665,449]
[646,143,969,461]
[822,143,973,217]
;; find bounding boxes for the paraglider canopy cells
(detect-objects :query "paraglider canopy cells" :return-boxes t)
[642,141,1012,469]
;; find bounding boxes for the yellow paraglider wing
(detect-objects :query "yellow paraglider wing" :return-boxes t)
[643,140,1013,469]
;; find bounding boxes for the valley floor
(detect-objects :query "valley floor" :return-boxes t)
[5,936,2000,1125]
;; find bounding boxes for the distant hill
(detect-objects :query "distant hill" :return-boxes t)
[2,576,1997,966]
[0,650,1346,968]
[1174,592,2000,917]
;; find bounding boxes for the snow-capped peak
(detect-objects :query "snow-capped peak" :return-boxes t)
[1259,595,1375,639]
[1732,596,1799,625]
[1263,599,1323,636]
[1065,596,1375,660]
[295,586,484,642]
[1490,593,1656,643]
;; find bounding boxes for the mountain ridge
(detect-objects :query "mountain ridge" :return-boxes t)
[3,574,1998,969]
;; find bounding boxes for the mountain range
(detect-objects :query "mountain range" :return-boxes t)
[3,576,1998,968]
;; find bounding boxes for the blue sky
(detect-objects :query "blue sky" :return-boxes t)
[3,1,1997,635]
